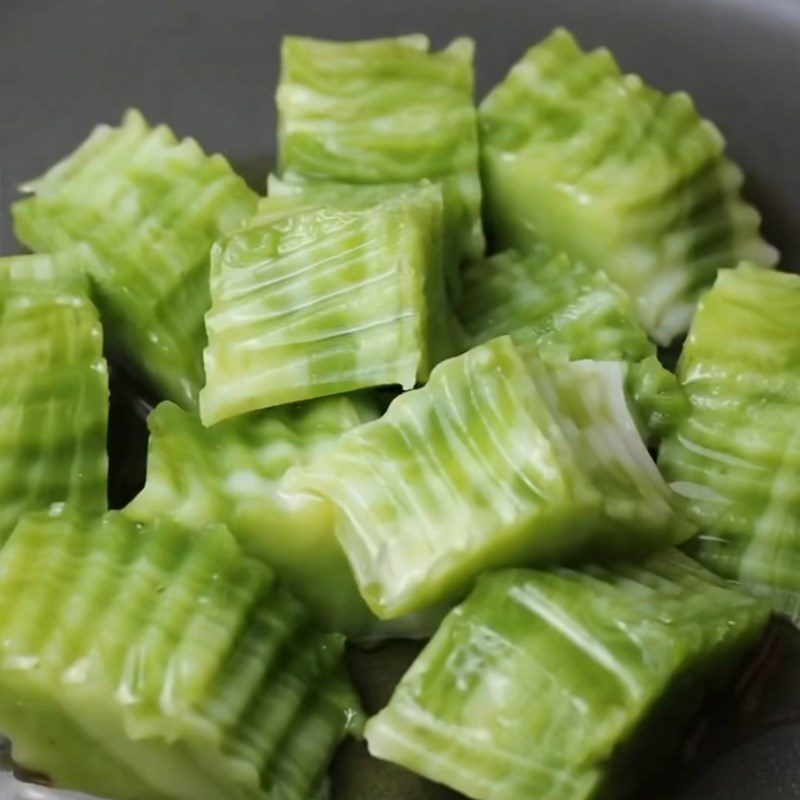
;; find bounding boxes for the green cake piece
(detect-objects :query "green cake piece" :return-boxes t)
[127,395,436,639]
[276,34,484,298]
[262,177,468,344]
[266,175,471,306]
[366,552,769,800]
[200,183,455,425]
[265,175,416,214]
[459,245,686,439]
[479,29,777,344]
[660,264,800,620]
[460,246,652,360]
[287,337,691,619]
[0,510,361,800]
[0,252,108,542]
[12,109,258,408]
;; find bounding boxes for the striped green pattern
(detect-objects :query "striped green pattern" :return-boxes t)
[266,176,471,305]
[126,395,400,638]
[459,246,685,439]
[276,34,484,291]
[0,252,108,542]
[267,174,419,209]
[479,28,777,344]
[366,552,769,800]
[660,264,800,619]
[262,178,467,341]
[200,184,454,425]
[12,109,258,408]
[460,246,651,359]
[287,337,690,619]
[0,510,361,800]
[528,356,691,549]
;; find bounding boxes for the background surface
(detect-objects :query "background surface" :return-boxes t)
[1,1,800,798]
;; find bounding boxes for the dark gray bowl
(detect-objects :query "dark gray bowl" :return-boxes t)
[1,1,800,798]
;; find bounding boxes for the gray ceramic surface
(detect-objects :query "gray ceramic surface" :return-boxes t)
[1,1,800,798]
